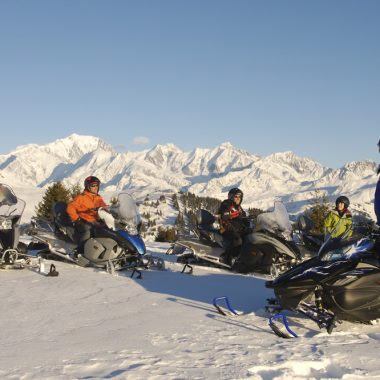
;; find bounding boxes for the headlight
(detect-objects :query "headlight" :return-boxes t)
[320,247,348,262]
[118,219,138,235]
[0,218,12,230]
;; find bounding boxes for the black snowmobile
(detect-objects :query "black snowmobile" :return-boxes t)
[266,225,380,337]
[0,183,29,269]
[292,214,324,259]
[167,202,303,277]
[0,183,52,274]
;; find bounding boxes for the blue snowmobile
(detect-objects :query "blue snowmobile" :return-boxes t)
[30,192,163,273]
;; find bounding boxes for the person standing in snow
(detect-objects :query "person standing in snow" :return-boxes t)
[324,196,353,240]
[67,176,108,253]
[375,139,380,226]
[218,187,251,265]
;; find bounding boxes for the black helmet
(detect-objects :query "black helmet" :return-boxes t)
[335,195,350,208]
[228,187,243,202]
[84,176,101,191]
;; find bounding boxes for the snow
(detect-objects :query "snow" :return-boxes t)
[2,242,380,379]
[1,136,380,378]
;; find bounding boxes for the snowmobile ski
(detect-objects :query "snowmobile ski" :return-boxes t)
[213,296,239,316]
[268,314,298,338]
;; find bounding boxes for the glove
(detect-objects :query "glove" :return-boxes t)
[73,218,83,227]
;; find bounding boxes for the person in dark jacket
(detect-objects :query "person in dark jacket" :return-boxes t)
[67,176,108,253]
[375,139,380,226]
[218,187,251,265]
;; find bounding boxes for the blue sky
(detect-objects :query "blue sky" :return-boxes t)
[0,0,379,168]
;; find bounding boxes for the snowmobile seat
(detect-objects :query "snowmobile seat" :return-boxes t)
[53,202,73,228]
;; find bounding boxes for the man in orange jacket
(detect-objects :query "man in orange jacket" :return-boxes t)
[67,176,108,252]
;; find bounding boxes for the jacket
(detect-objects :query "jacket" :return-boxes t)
[218,199,248,234]
[324,208,353,239]
[67,190,107,223]
[375,176,380,225]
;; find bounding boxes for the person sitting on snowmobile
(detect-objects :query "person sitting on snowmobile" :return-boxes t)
[218,187,251,265]
[67,176,108,253]
[324,195,353,240]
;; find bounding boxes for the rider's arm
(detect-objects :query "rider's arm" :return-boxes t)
[219,200,232,221]
[323,211,334,234]
[67,197,81,222]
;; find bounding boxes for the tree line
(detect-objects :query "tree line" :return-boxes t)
[35,183,372,243]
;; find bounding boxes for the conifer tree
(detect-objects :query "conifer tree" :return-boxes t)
[70,183,82,198]
[306,190,330,234]
[35,182,71,220]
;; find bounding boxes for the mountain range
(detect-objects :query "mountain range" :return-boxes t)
[0,134,378,218]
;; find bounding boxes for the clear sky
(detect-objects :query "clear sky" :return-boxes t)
[0,0,379,168]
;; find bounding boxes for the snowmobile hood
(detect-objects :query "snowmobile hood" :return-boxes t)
[318,236,374,262]
[117,230,146,256]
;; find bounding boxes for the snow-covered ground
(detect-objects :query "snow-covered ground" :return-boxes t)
[2,185,380,379]
[2,242,380,379]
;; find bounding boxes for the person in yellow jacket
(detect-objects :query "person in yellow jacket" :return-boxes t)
[324,196,353,240]
[67,176,108,252]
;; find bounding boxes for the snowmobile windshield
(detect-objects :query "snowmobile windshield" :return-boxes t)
[0,184,25,219]
[319,236,373,262]
[256,202,292,236]
[110,193,142,235]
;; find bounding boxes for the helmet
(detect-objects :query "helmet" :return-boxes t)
[84,176,101,191]
[228,187,243,203]
[335,195,350,208]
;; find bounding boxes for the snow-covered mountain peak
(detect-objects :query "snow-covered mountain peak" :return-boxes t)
[0,134,377,219]
[144,143,184,166]
[342,160,377,177]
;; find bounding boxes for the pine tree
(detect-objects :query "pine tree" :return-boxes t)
[70,183,82,198]
[247,207,265,224]
[306,190,330,234]
[172,194,179,210]
[35,182,72,221]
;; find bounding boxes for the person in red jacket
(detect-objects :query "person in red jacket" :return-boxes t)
[218,187,251,265]
[67,176,108,252]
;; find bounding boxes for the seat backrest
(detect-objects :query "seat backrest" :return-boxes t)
[196,209,216,226]
[52,201,73,227]
[297,214,315,232]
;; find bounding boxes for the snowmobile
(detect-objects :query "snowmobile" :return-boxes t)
[292,214,324,259]
[0,183,52,274]
[167,202,302,277]
[29,192,164,274]
[0,183,29,269]
[265,225,380,337]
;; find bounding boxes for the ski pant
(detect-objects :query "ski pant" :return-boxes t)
[73,220,93,253]
[222,230,244,258]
